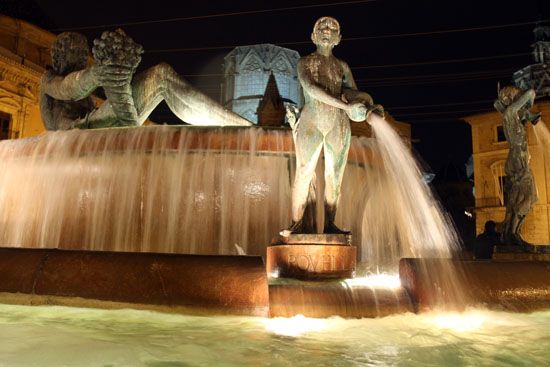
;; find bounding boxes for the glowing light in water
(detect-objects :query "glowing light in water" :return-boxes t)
[0,304,548,366]
[341,273,401,289]
[429,311,486,333]
[263,314,327,337]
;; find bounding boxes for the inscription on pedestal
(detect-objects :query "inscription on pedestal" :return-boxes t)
[266,243,356,280]
[287,253,337,272]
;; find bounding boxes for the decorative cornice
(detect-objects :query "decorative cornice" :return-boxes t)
[0,56,41,97]
[0,50,43,78]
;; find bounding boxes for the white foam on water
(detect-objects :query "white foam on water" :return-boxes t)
[0,304,547,366]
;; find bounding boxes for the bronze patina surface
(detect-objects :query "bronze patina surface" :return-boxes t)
[287,17,383,235]
[494,86,541,245]
[40,31,252,130]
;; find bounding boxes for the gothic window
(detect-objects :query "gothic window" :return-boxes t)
[238,74,265,97]
[241,51,263,73]
[0,111,11,140]
[490,160,507,206]
[271,52,293,75]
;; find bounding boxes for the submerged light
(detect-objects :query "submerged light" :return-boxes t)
[263,314,327,337]
[429,311,486,333]
[341,273,401,290]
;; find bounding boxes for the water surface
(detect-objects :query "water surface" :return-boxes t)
[0,304,548,366]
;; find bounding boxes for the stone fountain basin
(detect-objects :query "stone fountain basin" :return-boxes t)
[0,247,548,318]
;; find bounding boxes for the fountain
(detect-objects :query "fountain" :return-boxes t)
[0,123,459,313]
[0,17,549,366]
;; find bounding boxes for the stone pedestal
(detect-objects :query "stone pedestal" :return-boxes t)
[493,244,550,261]
[266,233,356,280]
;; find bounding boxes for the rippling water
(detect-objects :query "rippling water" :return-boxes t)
[0,304,548,366]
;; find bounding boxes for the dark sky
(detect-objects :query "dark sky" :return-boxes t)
[3,0,549,179]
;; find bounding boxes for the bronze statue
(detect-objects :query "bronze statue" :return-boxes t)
[494,86,541,245]
[40,31,252,130]
[288,16,383,234]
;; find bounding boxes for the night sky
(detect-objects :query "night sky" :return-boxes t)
[4,0,549,179]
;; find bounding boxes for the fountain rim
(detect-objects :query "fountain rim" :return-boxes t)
[2,125,377,165]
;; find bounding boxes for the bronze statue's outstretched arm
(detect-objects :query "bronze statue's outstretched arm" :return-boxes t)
[504,89,539,125]
[341,60,372,103]
[41,67,99,101]
[298,59,365,121]
[340,61,383,119]
[508,89,536,115]
[297,59,349,110]
[341,60,359,91]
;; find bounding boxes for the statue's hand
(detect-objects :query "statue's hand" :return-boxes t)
[286,105,300,130]
[366,104,385,120]
[92,64,134,88]
[524,111,541,125]
[346,102,367,122]
[494,99,506,114]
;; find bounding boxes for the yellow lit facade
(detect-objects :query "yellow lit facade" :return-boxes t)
[0,14,55,139]
[464,100,550,243]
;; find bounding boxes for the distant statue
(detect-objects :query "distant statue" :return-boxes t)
[287,16,383,234]
[40,30,252,130]
[494,86,541,245]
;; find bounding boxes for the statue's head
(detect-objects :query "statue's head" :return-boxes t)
[311,17,341,48]
[51,32,89,75]
[497,85,523,107]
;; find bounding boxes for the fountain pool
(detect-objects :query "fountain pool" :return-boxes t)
[0,122,548,365]
[0,304,548,366]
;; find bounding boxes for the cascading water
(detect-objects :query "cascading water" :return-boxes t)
[0,120,459,272]
[0,126,293,256]
[534,120,550,157]
[348,115,460,270]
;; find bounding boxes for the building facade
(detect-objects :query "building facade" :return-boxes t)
[0,14,53,140]
[465,23,550,243]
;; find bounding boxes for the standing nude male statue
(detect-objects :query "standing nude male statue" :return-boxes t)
[40,31,252,130]
[288,16,383,234]
[494,86,541,245]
